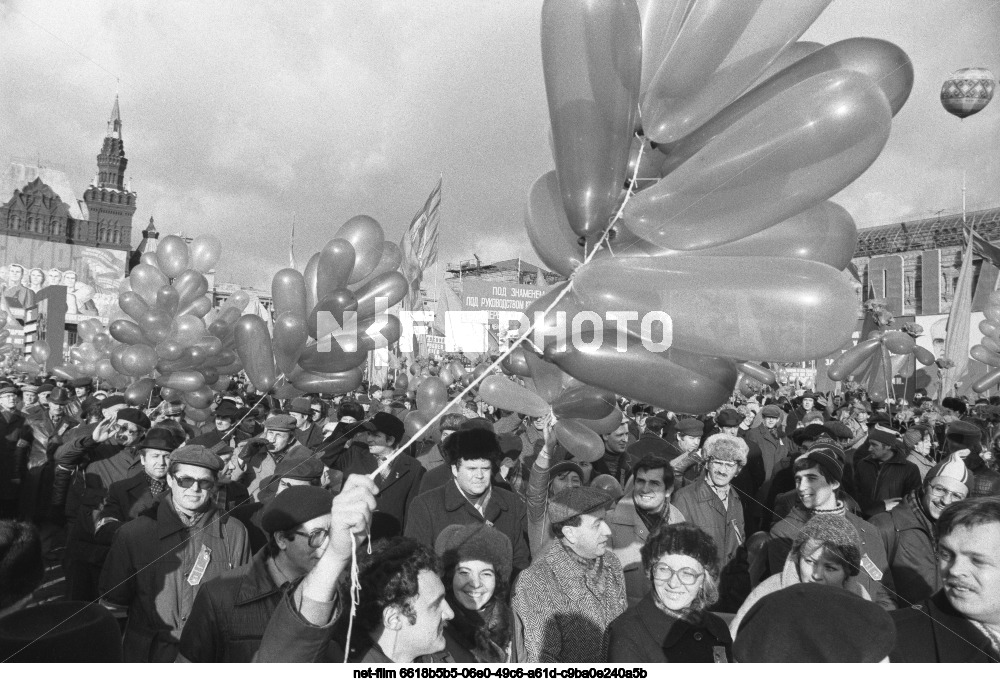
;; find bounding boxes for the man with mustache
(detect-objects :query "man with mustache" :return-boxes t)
[891,497,1000,662]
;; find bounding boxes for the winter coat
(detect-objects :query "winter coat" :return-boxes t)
[743,424,790,482]
[100,501,250,662]
[869,490,940,607]
[0,408,29,501]
[891,590,1000,663]
[853,449,922,518]
[511,540,627,663]
[671,476,749,611]
[767,505,896,610]
[729,545,872,637]
[93,472,167,544]
[322,431,425,529]
[607,593,732,663]
[178,548,316,662]
[608,495,685,606]
[405,479,531,573]
[252,585,345,662]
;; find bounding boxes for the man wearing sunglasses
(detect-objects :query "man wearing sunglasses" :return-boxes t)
[179,485,333,662]
[100,444,250,662]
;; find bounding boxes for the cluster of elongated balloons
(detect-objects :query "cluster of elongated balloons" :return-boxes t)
[248,215,407,398]
[827,326,935,401]
[522,0,914,411]
[971,291,1000,393]
[102,234,252,418]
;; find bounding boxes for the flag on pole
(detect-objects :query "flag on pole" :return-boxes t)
[942,235,975,397]
[400,177,442,311]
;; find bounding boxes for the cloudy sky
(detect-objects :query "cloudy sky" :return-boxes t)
[1,0,998,290]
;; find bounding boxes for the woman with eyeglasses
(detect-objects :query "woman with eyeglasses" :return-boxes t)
[729,514,870,637]
[869,453,973,606]
[607,523,732,663]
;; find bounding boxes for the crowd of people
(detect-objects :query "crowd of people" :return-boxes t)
[1,369,1000,664]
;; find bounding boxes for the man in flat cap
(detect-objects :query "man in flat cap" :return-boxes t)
[512,486,626,663]
[92,427,185,544]
[100,444,250,662]
[0,385,30,519]
[18,382,42,419]
[288,396,324,449]
[19,385,76,522]
[853,424,922,519]
[65,377,95,421]
[664,417,706,489]
[155,400,198,440]
[226,413,311,500]
[323,412,423,529]
[189,398,241,453]
[179,485,334,662]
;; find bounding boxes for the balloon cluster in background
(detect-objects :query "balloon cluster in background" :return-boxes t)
[826,299,935,400]
[522,0,913,411]
[971,291,1000,393]
[103,234,245,421]
[246,215,407,398]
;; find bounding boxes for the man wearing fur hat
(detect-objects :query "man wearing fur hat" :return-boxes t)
[871,452,972,606]
[512,486,626,663]
[672,433,750,611]
[891,497,1000,662]
[405,427,530,573]
[853,424,922,519]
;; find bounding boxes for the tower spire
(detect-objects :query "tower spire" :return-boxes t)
[108,95,122,139]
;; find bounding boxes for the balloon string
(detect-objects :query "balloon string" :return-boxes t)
[370,154,639,480]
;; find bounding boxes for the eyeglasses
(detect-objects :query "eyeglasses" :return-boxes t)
[709,459,738,469]
[929,485,965,503]
[651,564,704,585]
[114,423,142,437]
[291,528,330,549]
[171,475,215,491]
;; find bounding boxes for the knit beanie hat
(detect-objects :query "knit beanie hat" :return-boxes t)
[795,445,845,484]
[902,426,928,449]
[868,424,901,447]
[925,452,972,494]
[793,514,862,577]
[434,523,513,582]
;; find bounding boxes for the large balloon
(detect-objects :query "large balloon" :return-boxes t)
[572,255,858,361]
[316,239,355,296]
[273,312,309,375]
[416,376,449,418]
[234,315,276,391]
[31,340,50,365]
[553,385,617,420]
[291,368,365,395]
[111,343,158,377]
[353,242,403,290]
[173,270,210,308]
[546,334,737,414]
[354,271,408,320]
[941,67,995,119]
[641,0,833,144]
[636,0,688,98]
[554,419,604,461]
[124,378,156,406]
[629,70,891,250]
[827,338,881,381]
[155,235,190,278]
[479,375,550,418]
[541,0,641,238]
[747,41,825,89]
[335,215,385,284]
[272,268,308,321]
[155,371,206,392]
[189,235,222,273]
[129,264,170,306]
[574,407,624,435]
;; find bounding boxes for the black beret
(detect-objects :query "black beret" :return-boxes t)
[715,409,742,427]
[116,408,151,430]
[261,486,333,534]
[734,583,895,662]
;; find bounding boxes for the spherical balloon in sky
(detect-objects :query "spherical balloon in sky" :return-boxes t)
[941,67,995,119]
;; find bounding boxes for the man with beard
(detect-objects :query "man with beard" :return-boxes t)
[227,414,311,500]
[92,428,184,544]
[891,498,1000,662]
[672,433,750,611]
[179,485,334,662]
[871,453,972,606]
[100,445,250,662]
[609,455,685,605]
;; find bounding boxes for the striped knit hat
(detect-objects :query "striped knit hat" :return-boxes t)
[925,452,972,493]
